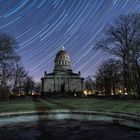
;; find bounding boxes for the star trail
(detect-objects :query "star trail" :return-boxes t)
[0,0,140,81]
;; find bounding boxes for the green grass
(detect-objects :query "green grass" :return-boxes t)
[0,97,140,115]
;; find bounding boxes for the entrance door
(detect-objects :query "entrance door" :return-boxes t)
[61,84,65,92]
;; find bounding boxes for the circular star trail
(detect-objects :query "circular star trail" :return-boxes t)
[0,0,140,81]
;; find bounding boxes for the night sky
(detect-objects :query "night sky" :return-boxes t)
[0,0,140,81]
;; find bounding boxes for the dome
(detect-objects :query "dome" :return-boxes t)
[54,47,72,72]
[54,47,70,62]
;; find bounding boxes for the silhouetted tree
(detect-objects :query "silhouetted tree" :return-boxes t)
[84,76,95,91]
[94,13,140,97]
[0,33,36,99]
[0,62,10,87]
[11,61,28,94]
[34,82,42,94]
[0,33,20,87]
[23,76,35,95]
[95,59,122,95]
[0,33,19,62]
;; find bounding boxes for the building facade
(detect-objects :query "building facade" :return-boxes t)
[41,47,84,95]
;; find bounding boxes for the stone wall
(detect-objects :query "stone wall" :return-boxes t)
[43,78,54,92]
[43,74,83,93]
[70,78,83,91]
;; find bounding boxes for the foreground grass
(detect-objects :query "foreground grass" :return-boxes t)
[0,97,140,115]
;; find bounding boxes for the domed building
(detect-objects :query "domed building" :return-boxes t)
[41,47,84,96]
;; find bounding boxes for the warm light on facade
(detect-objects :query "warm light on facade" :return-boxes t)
[124,92,128,95]
[118,90,122,93]
[83,90,94,96]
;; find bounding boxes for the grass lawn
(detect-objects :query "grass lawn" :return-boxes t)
[0,97,140,115]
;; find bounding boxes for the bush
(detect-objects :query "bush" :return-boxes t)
[0,87,10,101]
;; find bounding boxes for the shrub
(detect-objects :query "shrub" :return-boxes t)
[0,87,9,101]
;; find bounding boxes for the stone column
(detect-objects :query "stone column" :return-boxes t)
[69,76,71,91]
[57,77,60,92]
[54,75,56,92]
[41,78,44,92]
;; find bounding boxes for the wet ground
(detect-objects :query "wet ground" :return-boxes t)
[0,120,140,140]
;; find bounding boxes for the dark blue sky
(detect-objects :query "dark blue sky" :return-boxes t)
[0,0,140,81]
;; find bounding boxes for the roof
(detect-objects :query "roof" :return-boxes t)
[43,71,79,77]
[54,48,71,62]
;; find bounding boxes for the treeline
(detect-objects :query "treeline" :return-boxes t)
[86,13,140,98]
[0,34,41,100]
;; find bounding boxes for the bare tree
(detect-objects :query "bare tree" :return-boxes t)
[0,33,21,100]
[0,62,11,87]
[0,33,20,87]
[0,33,19,62]
[0,33,37,99]
[12,61,28,93]
[84,76,95,91]
[94,13,140,97]
[34,82,42,94]
[23,76,35,95]
[95,59,122,95]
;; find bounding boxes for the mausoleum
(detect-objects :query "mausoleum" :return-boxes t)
[41,47,84,96]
